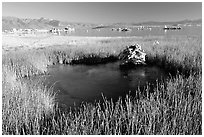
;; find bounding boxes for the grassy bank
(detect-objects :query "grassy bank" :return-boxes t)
[2,35,202,135]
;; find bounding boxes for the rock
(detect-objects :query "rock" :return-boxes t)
[119,44,146,67]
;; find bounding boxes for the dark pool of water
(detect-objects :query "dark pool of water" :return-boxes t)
[46,62,168,109]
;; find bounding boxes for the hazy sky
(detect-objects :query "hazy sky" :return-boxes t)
[2,2,202,23]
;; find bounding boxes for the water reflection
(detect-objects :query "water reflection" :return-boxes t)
[46,62,168,109]
[61,26,201,37]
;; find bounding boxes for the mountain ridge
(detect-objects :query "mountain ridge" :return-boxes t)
[2,16,202,31]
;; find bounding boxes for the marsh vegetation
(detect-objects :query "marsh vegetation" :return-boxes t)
[2,35,202,135]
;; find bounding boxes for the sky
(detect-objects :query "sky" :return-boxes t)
[2,2,202,23]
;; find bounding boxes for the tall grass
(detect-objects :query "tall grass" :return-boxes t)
[143,36,202,75]
[2,66,55,135]
[3,74,201,135]
[2,35,202,135]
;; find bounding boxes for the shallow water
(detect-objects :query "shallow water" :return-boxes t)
[62,26,201,37]
[46,62,168,109]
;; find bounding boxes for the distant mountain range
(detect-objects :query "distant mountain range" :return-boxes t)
[2,16,60,30]
[2,16,202,31]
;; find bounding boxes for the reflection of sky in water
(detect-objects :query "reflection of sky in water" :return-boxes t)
[46,62,168,108]
[62,26,201,37]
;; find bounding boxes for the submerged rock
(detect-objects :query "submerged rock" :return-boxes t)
[119,44,146,67]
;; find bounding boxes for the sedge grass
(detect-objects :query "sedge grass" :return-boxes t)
[2,35,202,135]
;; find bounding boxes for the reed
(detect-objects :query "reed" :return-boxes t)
[2,35,202,135]
[3,74,201,135]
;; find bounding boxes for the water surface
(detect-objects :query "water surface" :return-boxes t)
[46,62,168,109]
[62,26,201,37]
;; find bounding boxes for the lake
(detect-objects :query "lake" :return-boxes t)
[62,26,201,37]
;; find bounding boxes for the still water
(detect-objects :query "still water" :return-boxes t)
[46,62,168,109]
[62,26,201,37]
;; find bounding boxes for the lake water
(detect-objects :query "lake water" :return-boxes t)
[46,62,168,109]
[62,26,201,37]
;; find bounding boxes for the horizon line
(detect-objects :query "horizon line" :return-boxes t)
[2,15,202,24]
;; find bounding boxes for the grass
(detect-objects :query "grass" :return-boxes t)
[2,35,202,135]
[2,73,55,135]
